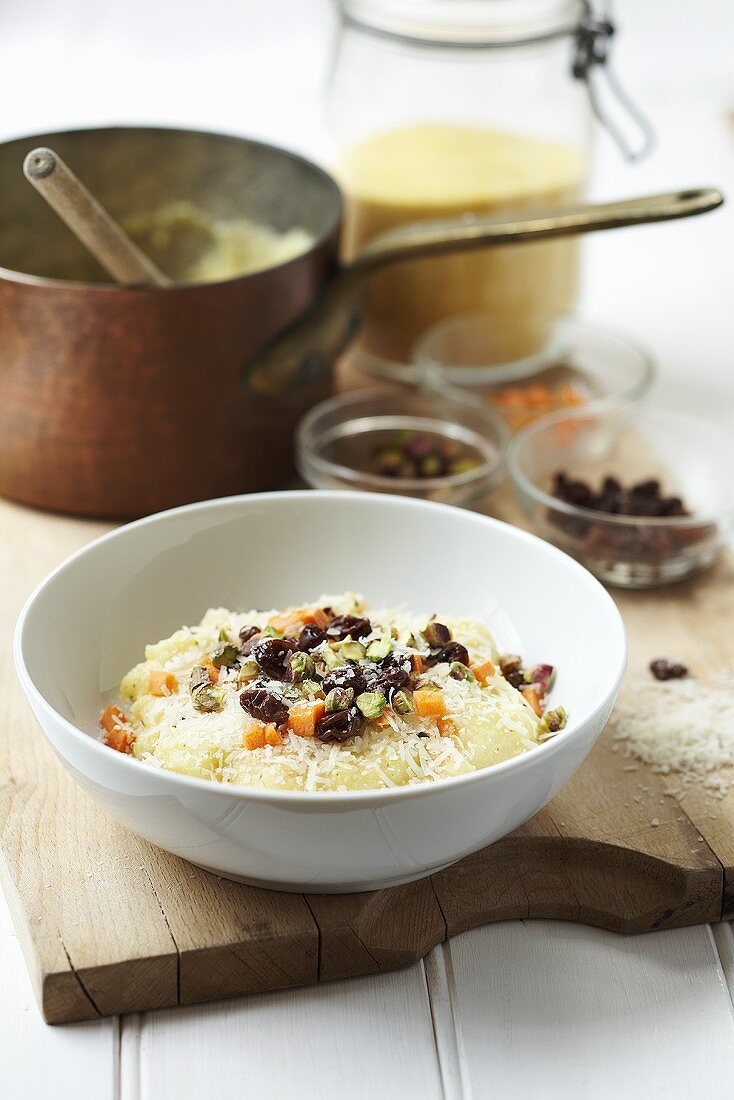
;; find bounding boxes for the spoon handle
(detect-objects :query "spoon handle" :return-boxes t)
[23,147,171,287]
[351,188,724,273]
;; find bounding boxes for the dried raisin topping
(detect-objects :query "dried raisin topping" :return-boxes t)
[239,686,289,727]
[325,615,372,641]
[322,663,367,697]
[298,623,327,652]
[251,637,297,679]
[499,655,527,690]
[423,622,451,648]
[316,706,363,743]
[650,658,689,681]
[373,654,411,692]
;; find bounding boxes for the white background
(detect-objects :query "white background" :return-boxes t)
[1,2,734,1097]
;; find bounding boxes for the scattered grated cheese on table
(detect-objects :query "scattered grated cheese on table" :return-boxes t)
[610,677,734,798]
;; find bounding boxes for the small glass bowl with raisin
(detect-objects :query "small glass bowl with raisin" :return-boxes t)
[508,405,734,587]
[296,387,508,506]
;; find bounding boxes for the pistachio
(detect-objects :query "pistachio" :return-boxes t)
[325,686,355,713]
[321,644,346,671]
[391,689,415,715]
[288,651,315,683]
[450,661,475,682]
[538,706,567,738]
[189,666,224,713]
[218,627,230,642]
[423,621,451,648]
[366,637,393,661]
[301,679,323,699]
[356,690,387,720]
[237,659,260,684]
[262,625,284,639]
[339,640,366,662]
[211,643,239,669]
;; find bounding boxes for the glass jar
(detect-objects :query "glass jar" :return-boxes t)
[328,0,601,371]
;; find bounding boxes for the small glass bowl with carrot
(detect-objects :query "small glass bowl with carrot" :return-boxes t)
[412,316,655,434]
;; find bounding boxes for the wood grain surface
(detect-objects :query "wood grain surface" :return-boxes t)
[1,493,733,1024]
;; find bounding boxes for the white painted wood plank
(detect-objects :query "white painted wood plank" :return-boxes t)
[136,967,442,1100]
[0,893,117,1100]
[448,920,734,1100]
[712,923,734,1009]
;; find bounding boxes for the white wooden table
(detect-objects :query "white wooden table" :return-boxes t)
[2,2,734,1095]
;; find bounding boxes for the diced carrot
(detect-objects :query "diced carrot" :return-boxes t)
[438,716,457,738]
[472,660,496,685]
[521,686,543,717]
[204,660,219,685]
[268,610,299,633]
[288,700,325,739]
[100,704,127,734]
[106,726,136,754]
[148,670,178,697]
[414,689,447,718]
[264,725,283,747]
[244,726,266,751]
[411,653,425,676]
[302,607,331,630]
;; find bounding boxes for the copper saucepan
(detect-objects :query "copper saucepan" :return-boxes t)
[0,126,722,518]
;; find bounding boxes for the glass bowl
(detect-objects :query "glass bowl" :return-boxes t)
[296,387,508,505]
[411,316,655,434]
[508,405,734,588]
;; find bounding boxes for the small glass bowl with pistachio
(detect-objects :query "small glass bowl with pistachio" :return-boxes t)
[296,387,508,506]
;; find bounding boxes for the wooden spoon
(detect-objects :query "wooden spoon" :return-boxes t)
[23,146,171,287]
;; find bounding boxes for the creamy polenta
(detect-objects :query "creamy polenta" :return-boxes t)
[100,594,565,792]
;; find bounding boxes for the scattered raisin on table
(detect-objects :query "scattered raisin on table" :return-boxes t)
[650,658,689,681]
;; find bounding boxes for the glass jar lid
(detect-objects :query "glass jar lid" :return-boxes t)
[339,0,587,46]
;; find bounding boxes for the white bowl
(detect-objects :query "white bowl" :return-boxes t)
[14,491,626,893]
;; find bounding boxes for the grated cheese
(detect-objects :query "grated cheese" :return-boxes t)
[610,677,734,798]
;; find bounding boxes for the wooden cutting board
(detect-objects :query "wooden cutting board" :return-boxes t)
[2,493,734,1025]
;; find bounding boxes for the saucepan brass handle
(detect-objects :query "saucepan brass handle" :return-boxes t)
[243,187,723,400]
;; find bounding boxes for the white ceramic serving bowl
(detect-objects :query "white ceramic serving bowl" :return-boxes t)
[14,491,626,893]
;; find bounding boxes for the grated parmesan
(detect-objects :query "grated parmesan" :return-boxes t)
[610,677,734,798]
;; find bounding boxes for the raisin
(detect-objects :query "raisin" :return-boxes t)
[650,658,689,681]
[423,622,451,648]
[316,706,363,743]
[239,686,289,726]
[325,615,372,641]
[251,637,296,679]
[437,641,470,667]
[298,623,327,652]
[374,654,411,692]
[322,664,366,696]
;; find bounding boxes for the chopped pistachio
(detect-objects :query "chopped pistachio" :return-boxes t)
[538,706,567,738]
[321,644,346,671]
[189,666,224,713]
[237,659,260,684]
[356,690,386,719]
[339,640,366,662]
[366,637,392,661]
[218,627,230,642]
[288,651,315,683]
[262,625,283,639]
[301,678,323,699]
[325,686,354,713]
[211,643,239,669]
[450,661,475,682]
[391,689,415,715]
